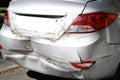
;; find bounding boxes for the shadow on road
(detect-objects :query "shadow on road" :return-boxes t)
[27,70,77,80]
[0,16,4,29]
[27,70,113,80]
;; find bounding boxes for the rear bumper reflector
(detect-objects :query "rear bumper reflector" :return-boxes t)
[71,60,96,69]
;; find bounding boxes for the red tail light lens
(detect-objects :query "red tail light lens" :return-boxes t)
[66,12,118,33]
[4,11,10,27]
[0,45,3,50]
[71,60,95,69]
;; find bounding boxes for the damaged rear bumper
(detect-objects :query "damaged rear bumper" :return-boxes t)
[0,26,120,80]
[1,49,119,80]
[1,50,83,79]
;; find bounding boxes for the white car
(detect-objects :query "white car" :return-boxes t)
[0,0,120,80]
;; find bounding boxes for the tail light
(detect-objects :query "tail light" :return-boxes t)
[4,11,10,27]
[0,45,3,50]
[66,12,118,33]
[71,60,95,69]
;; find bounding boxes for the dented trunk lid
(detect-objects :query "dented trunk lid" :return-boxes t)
[9,0,87,40]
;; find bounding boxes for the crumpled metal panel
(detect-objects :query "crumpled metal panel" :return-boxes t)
[8,0,86,40]
[1,50,82,79]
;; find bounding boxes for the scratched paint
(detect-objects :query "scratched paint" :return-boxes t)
[9,12,79,41]
[8,0,85,41]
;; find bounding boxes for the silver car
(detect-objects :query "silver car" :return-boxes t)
[0,0,120,80]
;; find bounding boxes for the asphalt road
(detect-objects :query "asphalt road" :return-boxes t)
[0,67,77,80]
[0,68,73,80]
[0,67,113,80]
[0,68,36,80]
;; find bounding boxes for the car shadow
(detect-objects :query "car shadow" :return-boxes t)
[27,70,113,80]
[0,16,4,29]
[27,70,77,80]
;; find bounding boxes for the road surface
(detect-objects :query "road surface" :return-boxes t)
[0,67,77,80]
[0,68,36,80]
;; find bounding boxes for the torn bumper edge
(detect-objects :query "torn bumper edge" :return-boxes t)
[1,50,84,79]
